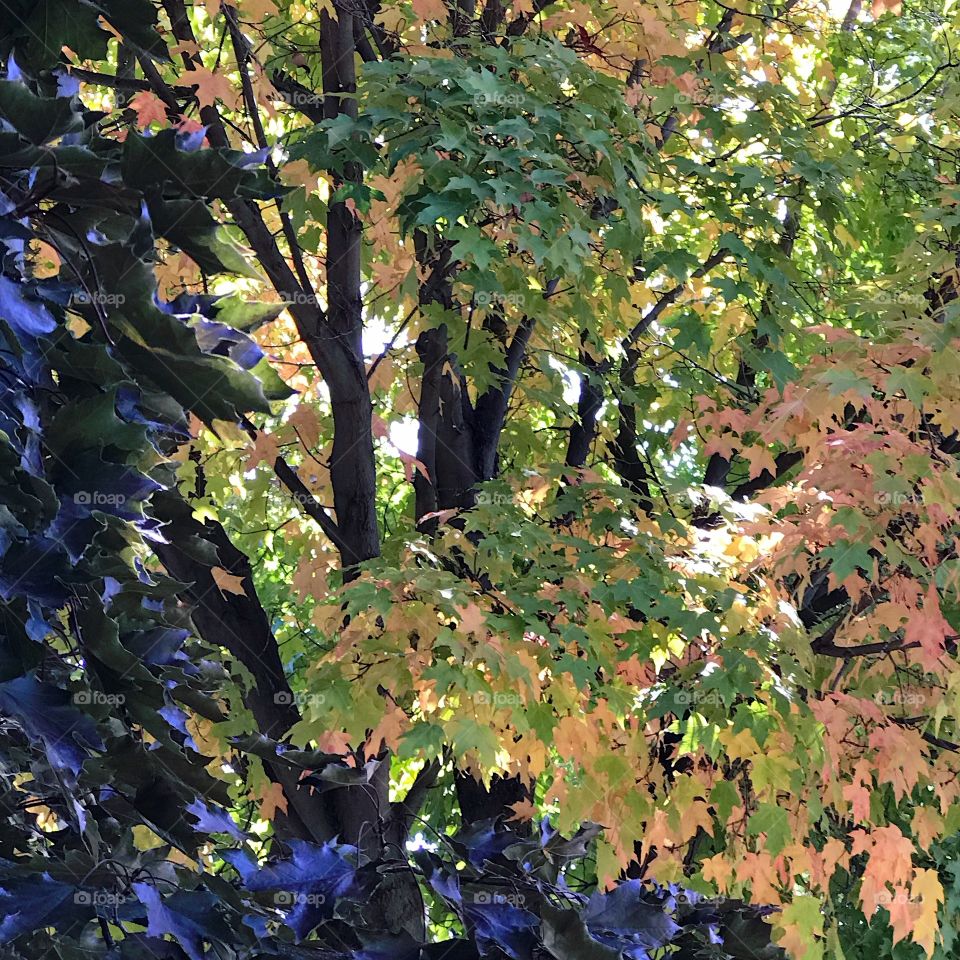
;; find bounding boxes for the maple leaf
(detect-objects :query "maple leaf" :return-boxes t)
[454,602,486,636]
[748,802,791,855]
[507,798,536,822]
[776,896,825,960]
[212,566,247,597]
[247,430,280,469]
[398,450,430,483]
[910,806,943,849]
[743,444,776,480]
[852,825,916,915]
[867,724,928,801]
[282,158,320,192]
[411,0,448,20]
[240,0,278,16]
[366,707,407,754]
[128,91,168,128]
[701,853,734,892]
[737,850,783,903]
[288,403,321,450]
[718,726,761,761]
[191,68,236,109]
[256,781,288,821]
[841,779,871,822]
[905,583,951,670]
[293,553,331,601]
[884,887,918,947]
[910,868,944,956]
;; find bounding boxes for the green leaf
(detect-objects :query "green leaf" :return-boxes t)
[0,81,82,145]
[747,802,791,855]
[22,0,110,67]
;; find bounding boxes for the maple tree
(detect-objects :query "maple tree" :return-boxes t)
[3,0,960,958]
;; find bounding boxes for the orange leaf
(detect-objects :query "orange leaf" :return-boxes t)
[288,403,321,450]
[454,602,486,636]
[257,781,288,820]
[240,0,278,16]
[905,583,950,670]
[247,430,280,469]
[412,0,448,19]
[212,566,247,597]
[508,798,536,822]
[128,90,168,128]
[366,707,407,754]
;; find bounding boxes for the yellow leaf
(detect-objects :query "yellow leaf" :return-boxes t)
[834,223,858,248]
[167,848,200,869]
[911,868,944,956]
[701,852,734,892]
[132,824,166,851]
[282,158,320,193]
[190,68,236,109]
[719,726,761,761]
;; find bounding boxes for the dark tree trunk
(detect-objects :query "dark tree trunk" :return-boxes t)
[321,7,380,570]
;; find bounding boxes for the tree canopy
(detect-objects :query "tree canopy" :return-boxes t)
[1,0,960,958]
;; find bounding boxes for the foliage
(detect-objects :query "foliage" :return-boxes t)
[3,0,960,958]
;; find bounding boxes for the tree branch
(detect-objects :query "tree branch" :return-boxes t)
[623,249,729,350]
[273,456,349,555]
